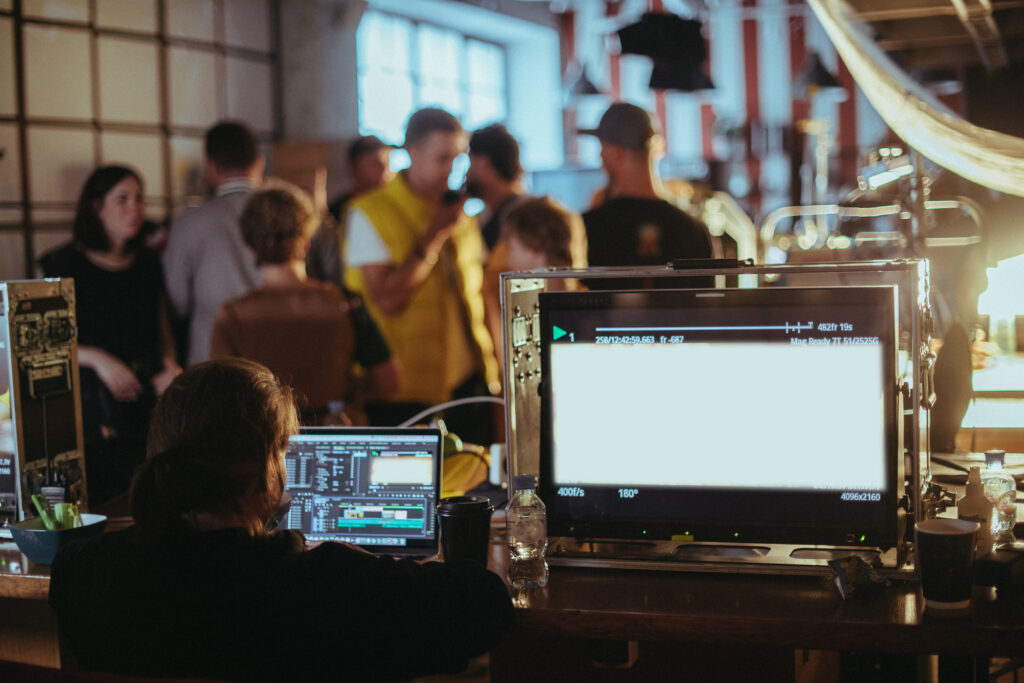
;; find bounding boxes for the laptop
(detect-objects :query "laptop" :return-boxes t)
[280,427,443,559]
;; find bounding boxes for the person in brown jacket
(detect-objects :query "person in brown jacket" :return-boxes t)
[210,183,399,424]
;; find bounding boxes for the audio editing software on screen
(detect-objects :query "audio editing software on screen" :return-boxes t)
[284,432,437,546]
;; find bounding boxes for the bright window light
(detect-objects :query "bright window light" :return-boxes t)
[978,253,1024,317]
[357,9,508,146]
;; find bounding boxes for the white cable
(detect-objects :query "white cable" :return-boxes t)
[397,396,506,428]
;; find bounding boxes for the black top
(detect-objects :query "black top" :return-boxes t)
[348,291,392,369]
[481,194,521,251]
[39,243,165,380]
[50,526,513,682]
[583,197,714,290]
[327,192,355,224]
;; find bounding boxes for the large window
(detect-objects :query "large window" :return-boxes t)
[0,0,279,280]
[356,9,508,146]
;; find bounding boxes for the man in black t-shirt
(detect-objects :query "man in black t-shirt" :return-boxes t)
[580,102,713,289]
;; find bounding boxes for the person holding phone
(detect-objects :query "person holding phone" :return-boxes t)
[342,108,499,443]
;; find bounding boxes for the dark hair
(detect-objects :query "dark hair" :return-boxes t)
[131,359,299,539]
[348,135,390,164]
[469,124,522,182]
[504,196,575,267]
[240,184,319,265]
[205,120,260,172]
[72,165,144,253]
[403,108,462,149]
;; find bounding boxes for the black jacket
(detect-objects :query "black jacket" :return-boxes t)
[50,525,513,682]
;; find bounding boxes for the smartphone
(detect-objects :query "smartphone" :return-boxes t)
[441,189,464,206]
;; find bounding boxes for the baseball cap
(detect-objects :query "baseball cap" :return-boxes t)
[578,102,661,150]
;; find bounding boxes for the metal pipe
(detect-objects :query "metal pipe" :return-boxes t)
[760,196,984,252]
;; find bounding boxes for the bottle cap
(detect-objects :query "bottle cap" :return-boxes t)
[985,449,1006,467]
[513,474,538,492]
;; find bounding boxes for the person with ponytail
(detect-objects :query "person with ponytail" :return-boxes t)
[49,359,512,681]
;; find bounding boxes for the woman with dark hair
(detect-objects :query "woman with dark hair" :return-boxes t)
[50,359,512,682]
[39,165,181,501]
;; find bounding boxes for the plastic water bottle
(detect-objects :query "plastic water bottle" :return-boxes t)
[507,474,548,589]
[957,466,993,556]
[981,449,1017,545]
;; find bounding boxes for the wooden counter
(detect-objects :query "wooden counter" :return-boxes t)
[8,517,1024,680]
[0,540,50,599]
[0,542,58,669]
[486,525,1024,681]
[497,563,1024,654]
[0,512,133,669]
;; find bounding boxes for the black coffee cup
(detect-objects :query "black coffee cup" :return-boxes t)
[915,518,979,612]
[436,496,494,565]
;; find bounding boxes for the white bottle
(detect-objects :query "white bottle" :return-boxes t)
[506,474,549,589]
[958,466,993,556]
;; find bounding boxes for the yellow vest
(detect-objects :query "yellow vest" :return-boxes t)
[344,173,499,406]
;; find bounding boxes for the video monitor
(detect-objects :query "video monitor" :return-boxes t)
[539,285,899,548]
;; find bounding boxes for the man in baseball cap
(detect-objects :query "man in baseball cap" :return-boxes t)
[578,101,661,152]
[579,101,713,289]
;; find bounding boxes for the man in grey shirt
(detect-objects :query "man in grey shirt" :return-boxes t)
[163,121,264,366]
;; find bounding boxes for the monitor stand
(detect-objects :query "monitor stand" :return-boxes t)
[548,537,902,576]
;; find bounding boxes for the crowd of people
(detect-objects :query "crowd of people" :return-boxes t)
[35,102,714,680]
[44,103,713,501]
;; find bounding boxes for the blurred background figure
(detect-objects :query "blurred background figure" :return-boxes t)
[163,120,265,367]
[210,183,399,425]
[307,136,395,288]
[483,196,587,356]
[39,165,181,504]
[466,123,525,254]
[328,135,394,223]
[580,102,713,289]
[343,108,499,444]
[503,195,585,273]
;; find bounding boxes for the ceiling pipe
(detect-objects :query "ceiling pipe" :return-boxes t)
[949,0,1008,68]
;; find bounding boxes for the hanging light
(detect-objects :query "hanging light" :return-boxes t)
[617,12,713,94]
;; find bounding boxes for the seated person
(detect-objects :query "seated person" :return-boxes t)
[209,183,399,424]
[49,359,513,681]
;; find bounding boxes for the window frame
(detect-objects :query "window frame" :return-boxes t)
[355,8,510,146]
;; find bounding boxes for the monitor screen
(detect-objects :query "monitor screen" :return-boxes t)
[539,286,899,548]
[282,428,441,551]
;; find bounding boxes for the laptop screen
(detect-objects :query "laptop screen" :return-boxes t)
[281,427,442,554]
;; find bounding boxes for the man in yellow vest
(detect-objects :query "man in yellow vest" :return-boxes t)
[343,108,500,443]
